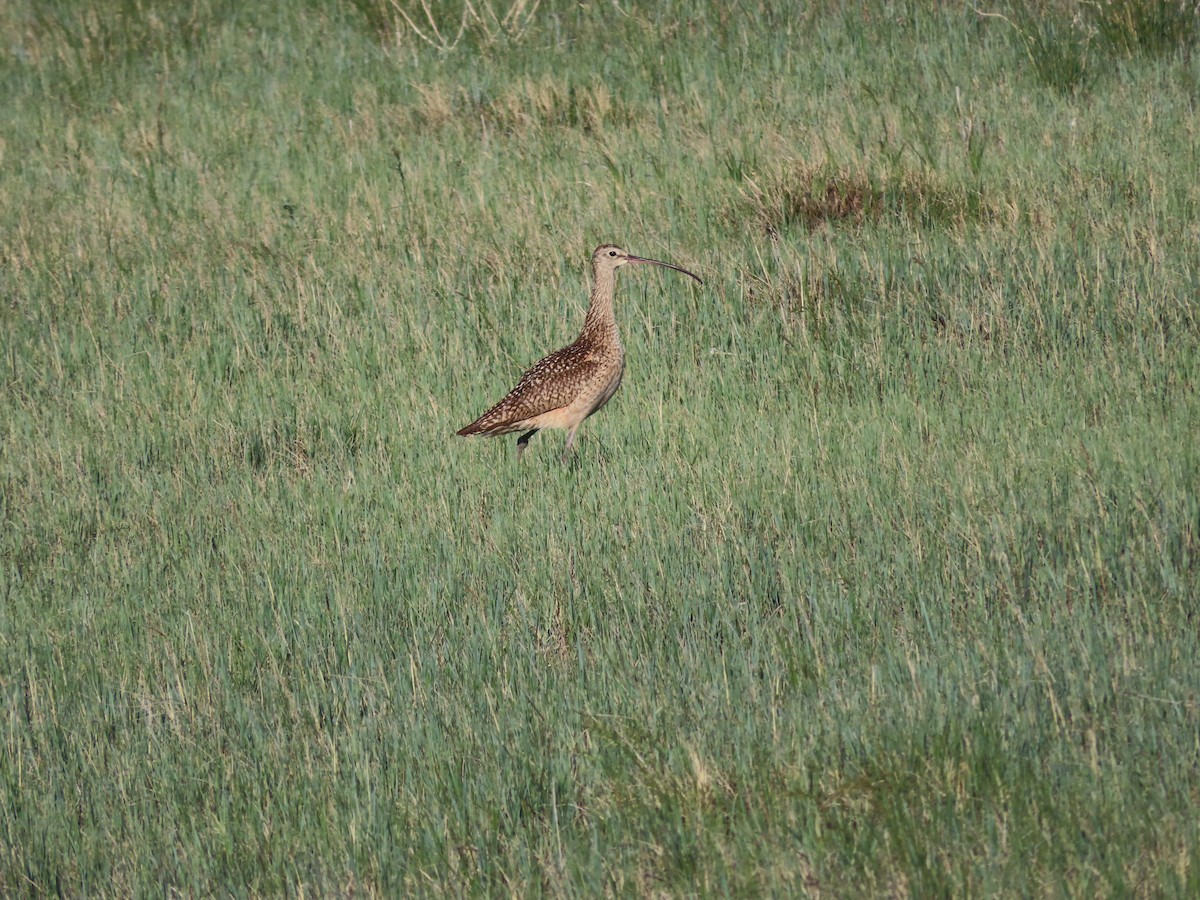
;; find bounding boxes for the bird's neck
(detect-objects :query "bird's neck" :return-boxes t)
[581,266,619,342]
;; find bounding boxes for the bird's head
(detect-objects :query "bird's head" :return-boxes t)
[591,244,703,284]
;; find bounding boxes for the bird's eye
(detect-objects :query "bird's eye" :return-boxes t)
[608,250,617,257]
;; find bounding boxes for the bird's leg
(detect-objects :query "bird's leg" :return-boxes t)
[560,427,579,464]
[516,429,538,460]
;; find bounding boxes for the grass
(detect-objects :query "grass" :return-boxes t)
[2,0,1199,894]
[995,0,1200,92]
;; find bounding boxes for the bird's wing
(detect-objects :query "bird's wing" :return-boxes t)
[459,343,603,435]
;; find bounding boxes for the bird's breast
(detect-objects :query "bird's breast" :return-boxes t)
[584,352,625,420]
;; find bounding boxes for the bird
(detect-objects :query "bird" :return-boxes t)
[457,244,703,462]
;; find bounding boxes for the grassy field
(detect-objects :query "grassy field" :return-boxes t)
[2,0,1199,894]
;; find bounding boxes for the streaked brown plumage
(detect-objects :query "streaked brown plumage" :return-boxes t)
[457,244,703,462]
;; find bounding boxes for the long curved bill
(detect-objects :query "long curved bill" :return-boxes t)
[625,254,704,285]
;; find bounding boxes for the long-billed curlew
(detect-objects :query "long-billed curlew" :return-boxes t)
[457,244,703,462]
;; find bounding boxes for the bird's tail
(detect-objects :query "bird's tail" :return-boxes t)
[456,407,514,436]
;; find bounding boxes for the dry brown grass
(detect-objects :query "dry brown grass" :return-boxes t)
[738,160,997,238]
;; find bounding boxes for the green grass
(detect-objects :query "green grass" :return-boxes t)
[2,0,1199,894]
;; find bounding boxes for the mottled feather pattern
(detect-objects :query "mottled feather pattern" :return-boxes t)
[457,340,613,435]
